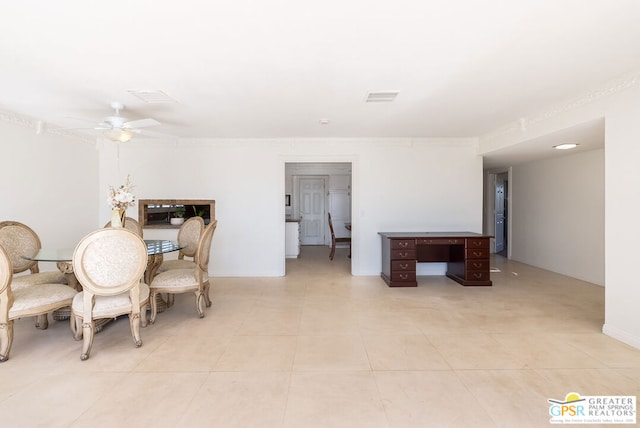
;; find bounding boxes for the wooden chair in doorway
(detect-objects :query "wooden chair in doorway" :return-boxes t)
[328,213,351,260]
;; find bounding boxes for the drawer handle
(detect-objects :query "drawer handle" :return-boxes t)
[400,274,408,280]
[472,251,483,257]
[399,252,409,258]
[449,239,457,244]
[473,263,482,268]
[473,241,482,247]
[473,273,483,279]
[398,241,409,248]
[400,263,409,270]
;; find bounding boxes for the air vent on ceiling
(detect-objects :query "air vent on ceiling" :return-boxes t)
[365,91,399,102]
[127,90,177,103]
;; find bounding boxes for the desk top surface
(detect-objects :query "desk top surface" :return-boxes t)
[378,231,491,239]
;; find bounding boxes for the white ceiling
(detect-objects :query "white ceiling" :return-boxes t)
[1,1,638,166]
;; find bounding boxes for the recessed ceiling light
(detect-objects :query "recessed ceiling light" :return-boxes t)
[319,119,330,125]
[553,143,579,150]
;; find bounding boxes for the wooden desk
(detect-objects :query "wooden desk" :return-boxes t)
[379,232,492,287]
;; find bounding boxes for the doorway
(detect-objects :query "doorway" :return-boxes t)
[285,162,353,267]
[494,172,508,257]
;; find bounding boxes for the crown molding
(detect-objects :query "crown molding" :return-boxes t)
[0,109,34,128]
[0,108,95,143]
[482,70,640,143]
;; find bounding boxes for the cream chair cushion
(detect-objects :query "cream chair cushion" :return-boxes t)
[156,259,196,273]
[72,282,150,319]
[9,283,78,318]
[150,269,202,289]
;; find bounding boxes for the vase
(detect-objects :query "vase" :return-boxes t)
[111,209,125,228]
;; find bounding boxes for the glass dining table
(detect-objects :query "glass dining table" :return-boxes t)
[22,239,182,328]
[25,239,181,287]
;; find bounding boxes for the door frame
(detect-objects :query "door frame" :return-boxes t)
[282,156,358,274]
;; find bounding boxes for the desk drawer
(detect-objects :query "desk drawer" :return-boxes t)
[465,248,490,259]
[390,239,416,250]
[392,260,416,272]
[391,249,416,260]
[466,238,489,249]
[390,271,416,282]
[465,271,491,282]
[417,238,463,245]
[466,259,490,271]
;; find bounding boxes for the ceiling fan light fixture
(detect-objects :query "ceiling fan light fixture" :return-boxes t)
[106,128,133,143]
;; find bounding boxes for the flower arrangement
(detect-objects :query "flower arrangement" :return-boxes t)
[107,174,136,211]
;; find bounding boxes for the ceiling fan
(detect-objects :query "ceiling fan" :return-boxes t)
[78,101,161,142]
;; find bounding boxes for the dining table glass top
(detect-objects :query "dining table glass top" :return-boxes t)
[144,240,181,256]
[23,240,181,262]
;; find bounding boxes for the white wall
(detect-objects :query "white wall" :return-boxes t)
[0,118,99,272]
[479,72,640,349]
[510,149,604,285]
[603,86,640,348]
[101,138,483,277]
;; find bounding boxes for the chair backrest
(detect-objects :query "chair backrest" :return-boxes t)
[0,221,42,274]
[327,213,336,241]
[0,244,13,297]
[103,217,143,237]
[73,228,147,297]
[177,216,205,258]
[195,220,217,273]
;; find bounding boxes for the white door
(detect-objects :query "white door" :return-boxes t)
[299,177,326,245]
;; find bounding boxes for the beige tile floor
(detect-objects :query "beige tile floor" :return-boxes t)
[2,246,640,427]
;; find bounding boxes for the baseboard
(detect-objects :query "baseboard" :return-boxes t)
[602,323,640,350]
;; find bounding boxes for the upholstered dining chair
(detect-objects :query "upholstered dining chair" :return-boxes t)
[149,220,217,323]
[0,221,68,290]
[328,213,351,260]
[103,216,143,237]
[156,216,204,275]
[0,244,78,362]
[70,228,149,361]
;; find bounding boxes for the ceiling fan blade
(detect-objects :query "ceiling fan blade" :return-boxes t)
[129,128,175,139]
[123,118,161,129]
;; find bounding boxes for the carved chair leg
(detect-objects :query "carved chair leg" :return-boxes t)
[149,290,158,324]
[129,312,142,347]
[195,291,205,318]
[81,320,94,360]
[35,314,49,330]
[0,321,14,362]
[166,294,175,308]
[70,315,83,340]
[140,304,148,327]
[203,281,212,307]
